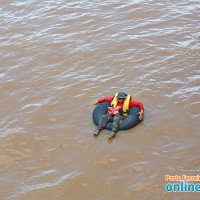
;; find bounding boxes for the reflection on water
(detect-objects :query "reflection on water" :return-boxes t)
[0,0,199,199]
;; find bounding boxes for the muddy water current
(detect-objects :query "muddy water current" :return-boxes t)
[0,0,200,199]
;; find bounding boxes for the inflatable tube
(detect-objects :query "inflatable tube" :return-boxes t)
[92,101,141,130]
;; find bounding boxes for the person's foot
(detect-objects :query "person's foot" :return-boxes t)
[94,129,100,136]
[108,131,116,139]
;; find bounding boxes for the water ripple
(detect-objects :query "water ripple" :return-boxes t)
[0,0,200,199]
[9,171,80,199]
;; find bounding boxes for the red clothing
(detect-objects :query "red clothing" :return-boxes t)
[98,96,144,111]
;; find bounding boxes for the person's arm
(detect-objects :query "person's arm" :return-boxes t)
[129,100,144,120]
[93,97,113,105]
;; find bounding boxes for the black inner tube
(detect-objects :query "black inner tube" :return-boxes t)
[92,101,141,130]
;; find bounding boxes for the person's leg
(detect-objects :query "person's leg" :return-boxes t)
[94,114,113,135]
[98,114,113,130]
[109,115,124,138]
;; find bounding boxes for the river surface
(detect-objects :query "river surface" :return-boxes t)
[0,0,200,199]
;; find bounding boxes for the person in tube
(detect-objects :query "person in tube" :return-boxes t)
[93,92,144,138]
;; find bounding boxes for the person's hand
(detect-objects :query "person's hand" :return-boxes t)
[137,110,144,120]
[93,100,99,105]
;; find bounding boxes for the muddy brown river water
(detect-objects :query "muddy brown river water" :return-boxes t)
[0,0,200,199]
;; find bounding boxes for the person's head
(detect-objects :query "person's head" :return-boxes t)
[117,92,127,103]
